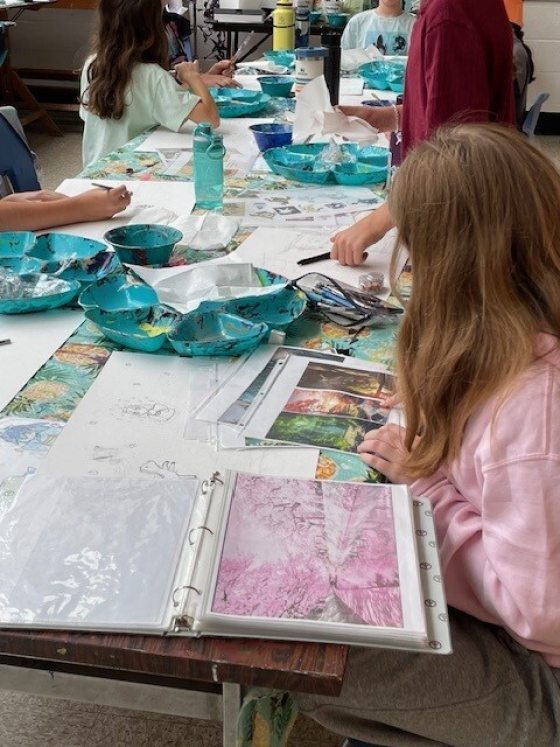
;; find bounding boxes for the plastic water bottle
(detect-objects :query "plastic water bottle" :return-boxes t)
[193,123,225,210]
[295,0,310,48]
[273,0,296,51]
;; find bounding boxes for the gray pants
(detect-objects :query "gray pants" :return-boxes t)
[297,611,560,746]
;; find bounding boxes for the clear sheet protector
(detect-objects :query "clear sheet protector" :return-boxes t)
[0,475,199,631]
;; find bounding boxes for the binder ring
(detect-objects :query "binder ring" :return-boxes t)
[172,585,201,607]
[188,525,214,546]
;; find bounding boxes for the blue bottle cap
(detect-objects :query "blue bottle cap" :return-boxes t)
[294,46,328,58]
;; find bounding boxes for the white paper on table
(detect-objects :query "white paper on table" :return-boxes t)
[236,60,289,75]
[40,351,318,481]
[127,262,284,314]
[0,310,83,412]
[137,118,273,154]
[172,212,240,251]
[293,76,378,144]
[230,226,405,297]
[340,78,365,97]
[52,179,195,242]
[341,45,383,72]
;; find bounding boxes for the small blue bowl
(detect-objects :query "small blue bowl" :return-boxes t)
[168,310,268,357]
[29,233,106,271]
[223,287,307,331]
[250,123,293,152]
[0,255,45,274]
[0,231,36,258]
[258,76,294,98]
[326,12,349,27]
[0,274,80,314]
[309,10,322,24]
[78,272,159,314]
[85,307,174,353]
[103,225,183,267]
[264,50,296,69]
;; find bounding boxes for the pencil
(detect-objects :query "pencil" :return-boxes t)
[0,338,12,346]
[91,182,113,191]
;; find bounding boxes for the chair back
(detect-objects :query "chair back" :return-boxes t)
[0,112,41,193]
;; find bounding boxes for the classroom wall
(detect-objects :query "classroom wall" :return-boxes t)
[524,0,560,113]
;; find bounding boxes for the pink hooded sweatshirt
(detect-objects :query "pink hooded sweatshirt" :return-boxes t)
[412,334,560,666]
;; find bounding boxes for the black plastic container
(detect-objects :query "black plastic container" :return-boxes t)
[321,26,342,106]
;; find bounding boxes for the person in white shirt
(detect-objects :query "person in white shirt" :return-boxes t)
[342,0,416,54]
[80,0,219,167]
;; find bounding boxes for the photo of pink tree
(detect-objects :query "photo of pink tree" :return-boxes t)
[212,474,403,628]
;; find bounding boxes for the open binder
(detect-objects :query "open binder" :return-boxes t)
[0,472,451,654]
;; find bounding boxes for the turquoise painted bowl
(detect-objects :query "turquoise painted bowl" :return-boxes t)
[309,10,322,24]
[85,306,174,353]
[0,255,45,274]
[210,88,271,118]
[168,310,268,357]
[264,143,388,185]
[343,143,390,168]
[0,274,80,314]
[54,250,121,287]
[334,161,388,186]
[326,12,349,27]
[264,50,296,69]
[29,233,106,270]
[358,59,406,92]
[78,272,159,315]
[258,76,294,98]
[222,286,307,331]
[103,224,183,267]
[0,231,36,258]
[264,144,332,184]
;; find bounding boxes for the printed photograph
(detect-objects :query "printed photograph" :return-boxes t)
[297,363,394,401]
[284,387,388,426]
[266,413,375,452]
[212,474,403,628]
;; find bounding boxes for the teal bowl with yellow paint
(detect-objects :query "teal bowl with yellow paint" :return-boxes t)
[85,306,175,353]
[168,310,268,357]
[103,224,183,267]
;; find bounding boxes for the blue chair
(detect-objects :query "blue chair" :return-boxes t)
[0,110,41,193]
[522,92,550,137]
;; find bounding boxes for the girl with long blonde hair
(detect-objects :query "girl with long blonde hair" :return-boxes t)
[297,124,560,745]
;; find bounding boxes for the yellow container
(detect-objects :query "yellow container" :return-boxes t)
[273,0,295,51]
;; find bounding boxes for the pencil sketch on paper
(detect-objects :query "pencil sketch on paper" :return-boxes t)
[113,399,176,423]
[212,474,403,628]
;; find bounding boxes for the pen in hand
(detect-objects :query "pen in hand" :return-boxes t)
[297,251,368,266]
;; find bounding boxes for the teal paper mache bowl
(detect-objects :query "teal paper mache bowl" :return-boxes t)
[168,310,268,357]
[85,306,175,353]
[103,224,183,267]
[78,272,159,316]
[0,231,36,259]
[0,273,80,314]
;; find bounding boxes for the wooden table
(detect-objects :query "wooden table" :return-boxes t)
[0,629,347,744]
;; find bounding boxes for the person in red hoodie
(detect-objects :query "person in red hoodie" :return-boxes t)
[332,0,516,266]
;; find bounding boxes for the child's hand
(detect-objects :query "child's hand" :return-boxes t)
[357,424,415,484]
[208,59,236,78]
[75,186,131,221]
[175,60,201,85]
[336,105,396,132]
[201,74,241,88]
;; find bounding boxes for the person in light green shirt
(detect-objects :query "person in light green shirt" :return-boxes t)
[80,0,219,167]
[342,0,416,54]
